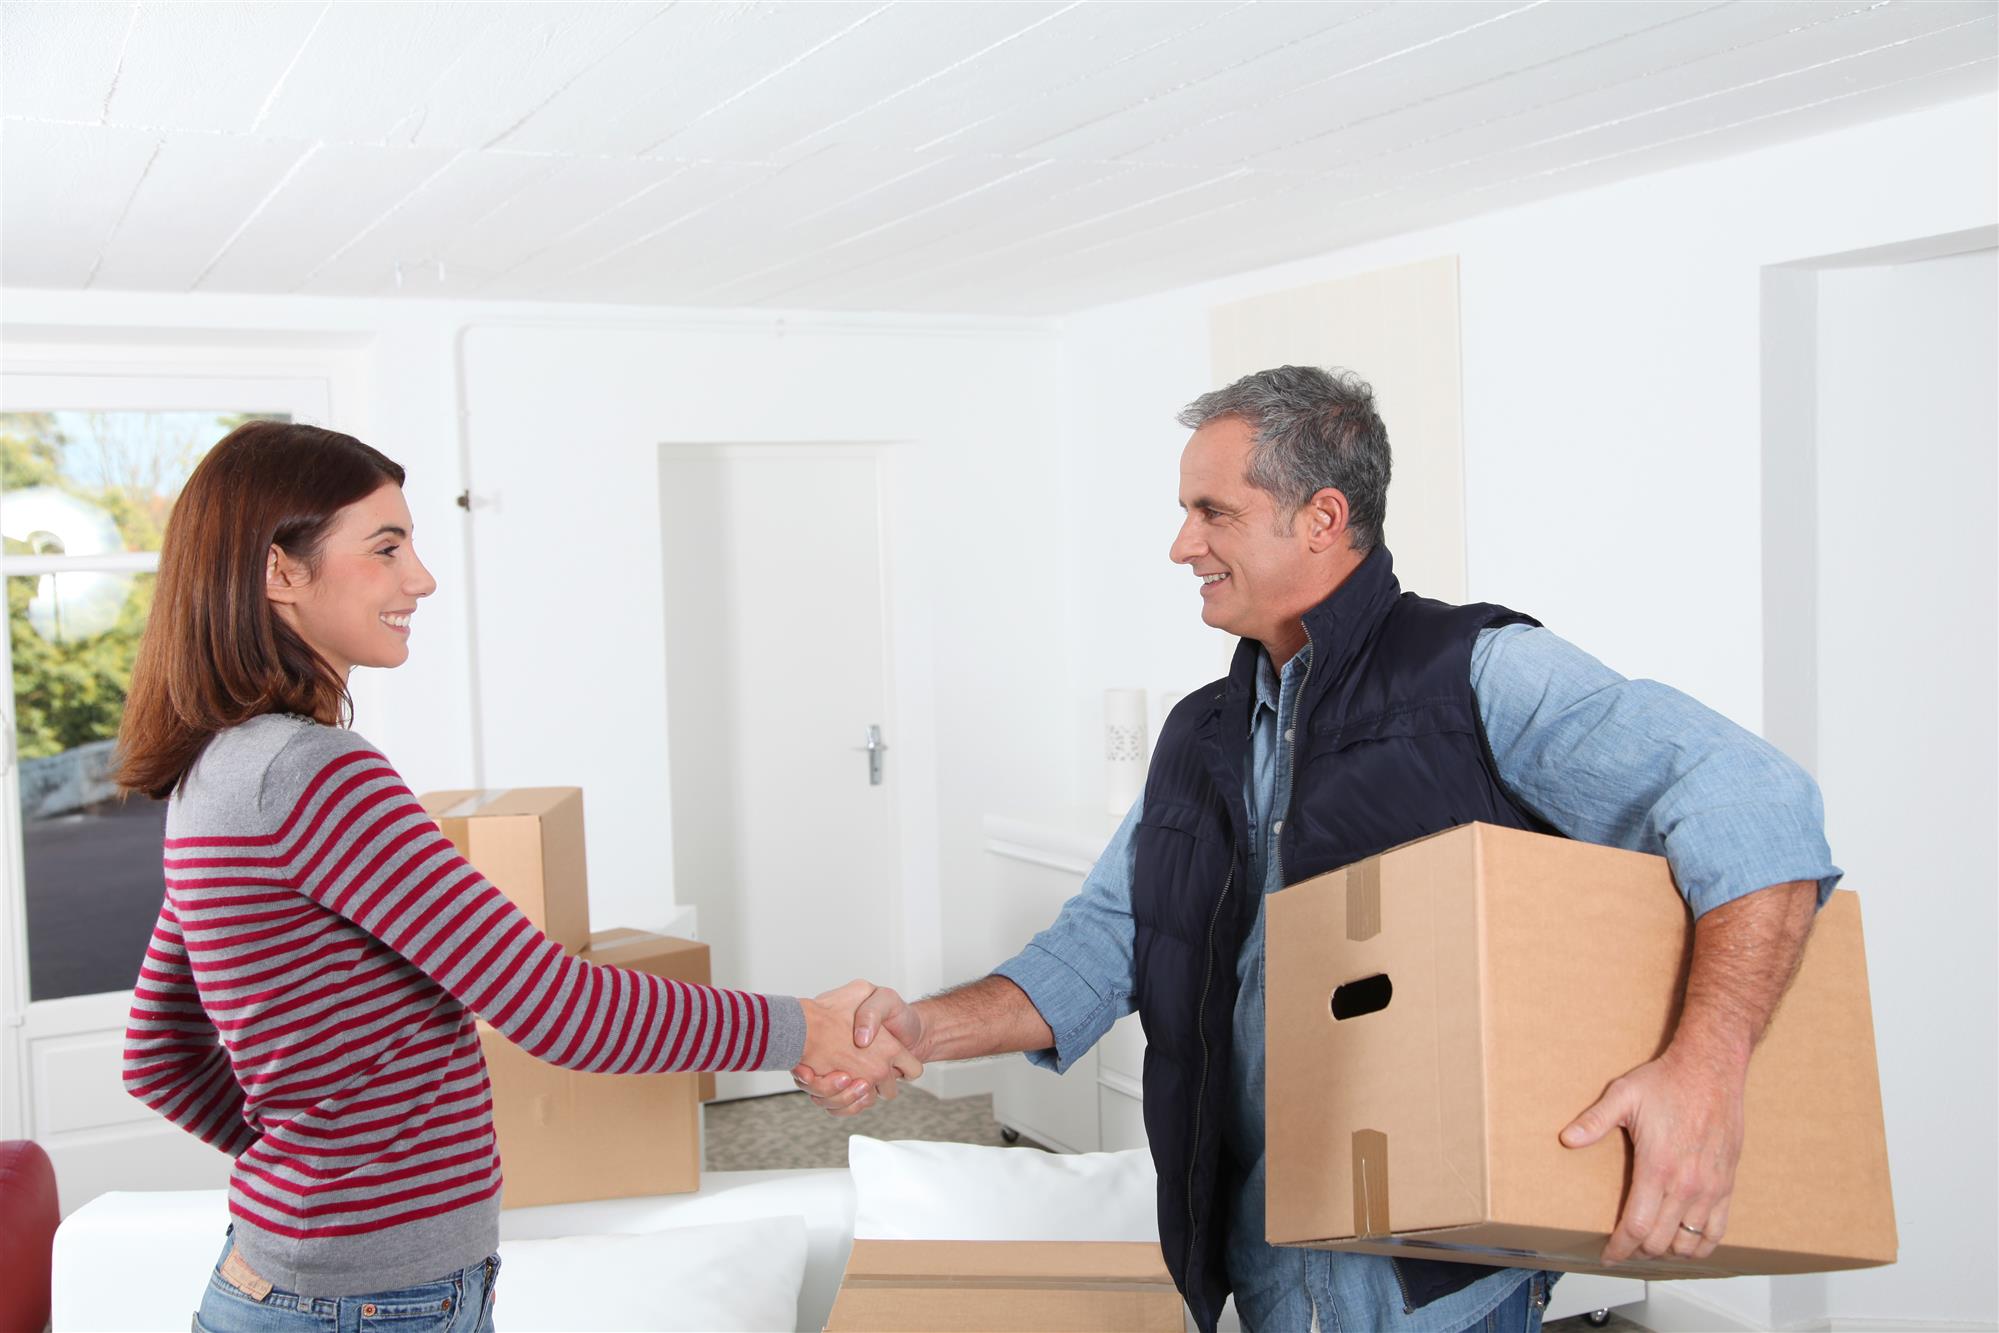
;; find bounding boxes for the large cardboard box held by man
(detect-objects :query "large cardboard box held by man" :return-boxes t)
[825,1241,1183,1331]
[479,928,712,1208]
[1265,823,1895,1281]
[419,787,590,952]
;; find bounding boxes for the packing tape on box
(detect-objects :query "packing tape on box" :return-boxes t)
[1352,1129,1390,1238]
[1346,862,1382,942]
[434,790,516,819]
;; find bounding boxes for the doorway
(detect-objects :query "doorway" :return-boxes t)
[659,444,903,1099]
[1762,238,1998,1329]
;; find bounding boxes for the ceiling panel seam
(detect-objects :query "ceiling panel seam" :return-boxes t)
[1417,11,1999,189]
[768,164,1262,305]
[293,151,473,291]
[693,157,1062,303]
[1459,51,1999,199]
[770,0,1086,158]
[250,0,331,134]
[1115,0,1551,167]
[1006,0,1389,158]
[1237,0,1736,168]
[1309,0,1913,183]
[475,162,704,291]
[482,2,675,152]
[915,0,1256,154]
[634,2,893,159]
[189,142,318,290]
[82,136,163,289]
[97,2,141,125]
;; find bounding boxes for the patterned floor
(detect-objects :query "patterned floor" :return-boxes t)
[703,1086,1042,1171]
[704,1088,1651,1330]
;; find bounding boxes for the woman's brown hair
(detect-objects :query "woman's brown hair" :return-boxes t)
[115,420,406,799]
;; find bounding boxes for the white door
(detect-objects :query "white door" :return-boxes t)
[659,445,901,1099]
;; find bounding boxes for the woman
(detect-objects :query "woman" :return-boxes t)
[117,421,916,1332]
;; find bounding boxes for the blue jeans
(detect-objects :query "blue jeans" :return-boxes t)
[1247,1268,1555,1332]
[193,1233,498,1333]
[1455,1271,1554,1333]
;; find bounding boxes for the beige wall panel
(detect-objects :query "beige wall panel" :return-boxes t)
[1209,255,1466,602]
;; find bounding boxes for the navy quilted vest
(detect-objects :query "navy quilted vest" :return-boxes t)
[1131,548,1547,1331]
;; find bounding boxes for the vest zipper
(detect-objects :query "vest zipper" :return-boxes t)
[1272,630,1314,888]
[1183,852,1237,1291]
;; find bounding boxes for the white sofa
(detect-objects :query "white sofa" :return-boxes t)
[54,1158,1635,1331]
[54,1170,858,1333]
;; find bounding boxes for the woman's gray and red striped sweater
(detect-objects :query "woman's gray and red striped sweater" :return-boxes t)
[122,714,806,1297]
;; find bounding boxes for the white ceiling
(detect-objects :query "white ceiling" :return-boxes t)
[3,1,1993,315]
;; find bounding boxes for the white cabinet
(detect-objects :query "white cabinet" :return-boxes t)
[984,811,1139,1155]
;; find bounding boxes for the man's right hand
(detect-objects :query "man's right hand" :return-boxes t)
[793,984,925,1116]
[799,981,923,1106]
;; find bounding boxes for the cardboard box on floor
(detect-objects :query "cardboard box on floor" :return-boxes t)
[1266,822,1896,1282]
[825,1240,1183,1332]
[419,788,591,952]
[481,928,715,1208]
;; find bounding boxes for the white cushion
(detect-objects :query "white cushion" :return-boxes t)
[497,1216,807,1332]
[847,1135,1158,1242]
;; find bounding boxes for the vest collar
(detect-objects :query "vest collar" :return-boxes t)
[1221,545,1402,706]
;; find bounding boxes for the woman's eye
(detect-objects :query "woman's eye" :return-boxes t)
[376,545,400,558]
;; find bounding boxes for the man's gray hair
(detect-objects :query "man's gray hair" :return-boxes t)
[1177,365,1391,552]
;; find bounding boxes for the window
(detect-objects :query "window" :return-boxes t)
[0,367,335,1015]
[1,410,286,1000]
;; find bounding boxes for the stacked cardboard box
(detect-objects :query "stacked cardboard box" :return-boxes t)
[1265,822,1896,1281]
[418,788,710,1209]
[825,1241,1183,1331]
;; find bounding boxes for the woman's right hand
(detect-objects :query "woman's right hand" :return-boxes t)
[800,979,923,1105]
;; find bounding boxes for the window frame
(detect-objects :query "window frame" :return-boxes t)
[0,354,353,1143]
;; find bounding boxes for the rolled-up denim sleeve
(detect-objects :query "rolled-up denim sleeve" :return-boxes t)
[990,800,1141,1074]
[1473,624,1843,918]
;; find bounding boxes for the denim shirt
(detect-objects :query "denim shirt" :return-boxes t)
[994,624,1842,1333]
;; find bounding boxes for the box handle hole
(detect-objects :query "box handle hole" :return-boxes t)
[1331,973,1393,1020]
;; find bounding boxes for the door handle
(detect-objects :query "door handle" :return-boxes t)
[852,725,888,786]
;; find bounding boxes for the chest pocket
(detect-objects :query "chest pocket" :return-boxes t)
[1133,798,1235,946]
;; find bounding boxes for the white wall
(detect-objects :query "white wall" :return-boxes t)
[0,290,1068,1011]
[1050,92,1997,1331]
[1052,91,1997,778]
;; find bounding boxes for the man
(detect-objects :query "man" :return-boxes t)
[797,366,1836,1333]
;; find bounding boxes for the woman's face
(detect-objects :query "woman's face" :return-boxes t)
[267,482,437,677]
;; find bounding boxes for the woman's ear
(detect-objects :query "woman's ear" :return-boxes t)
[266,545,309,604]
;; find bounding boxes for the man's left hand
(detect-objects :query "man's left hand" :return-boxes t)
[1560,1042,1747,1263]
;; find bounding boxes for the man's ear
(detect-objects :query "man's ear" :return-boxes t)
[1301,487,1350,554]
[265,545,310,605]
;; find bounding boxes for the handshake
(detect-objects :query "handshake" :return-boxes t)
[793,979,926,1115]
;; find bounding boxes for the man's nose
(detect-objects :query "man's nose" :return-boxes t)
[1169,515,1202,565]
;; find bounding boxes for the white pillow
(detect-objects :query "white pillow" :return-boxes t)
[496,1216,807,1332]
[848,1135,1158,1242]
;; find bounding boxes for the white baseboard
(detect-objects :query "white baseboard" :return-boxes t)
[1632,1292,1998,1333]
[1633,1287,1767,1332]
[1822,1321,1999,1332]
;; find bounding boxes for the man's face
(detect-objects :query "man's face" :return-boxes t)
[1169,416,1320,645]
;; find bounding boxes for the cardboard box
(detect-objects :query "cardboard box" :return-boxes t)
[420,788,591,952]
[1266,823,1895,1281]
[480,930,714,1208]
[824,1241,1183,1332]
